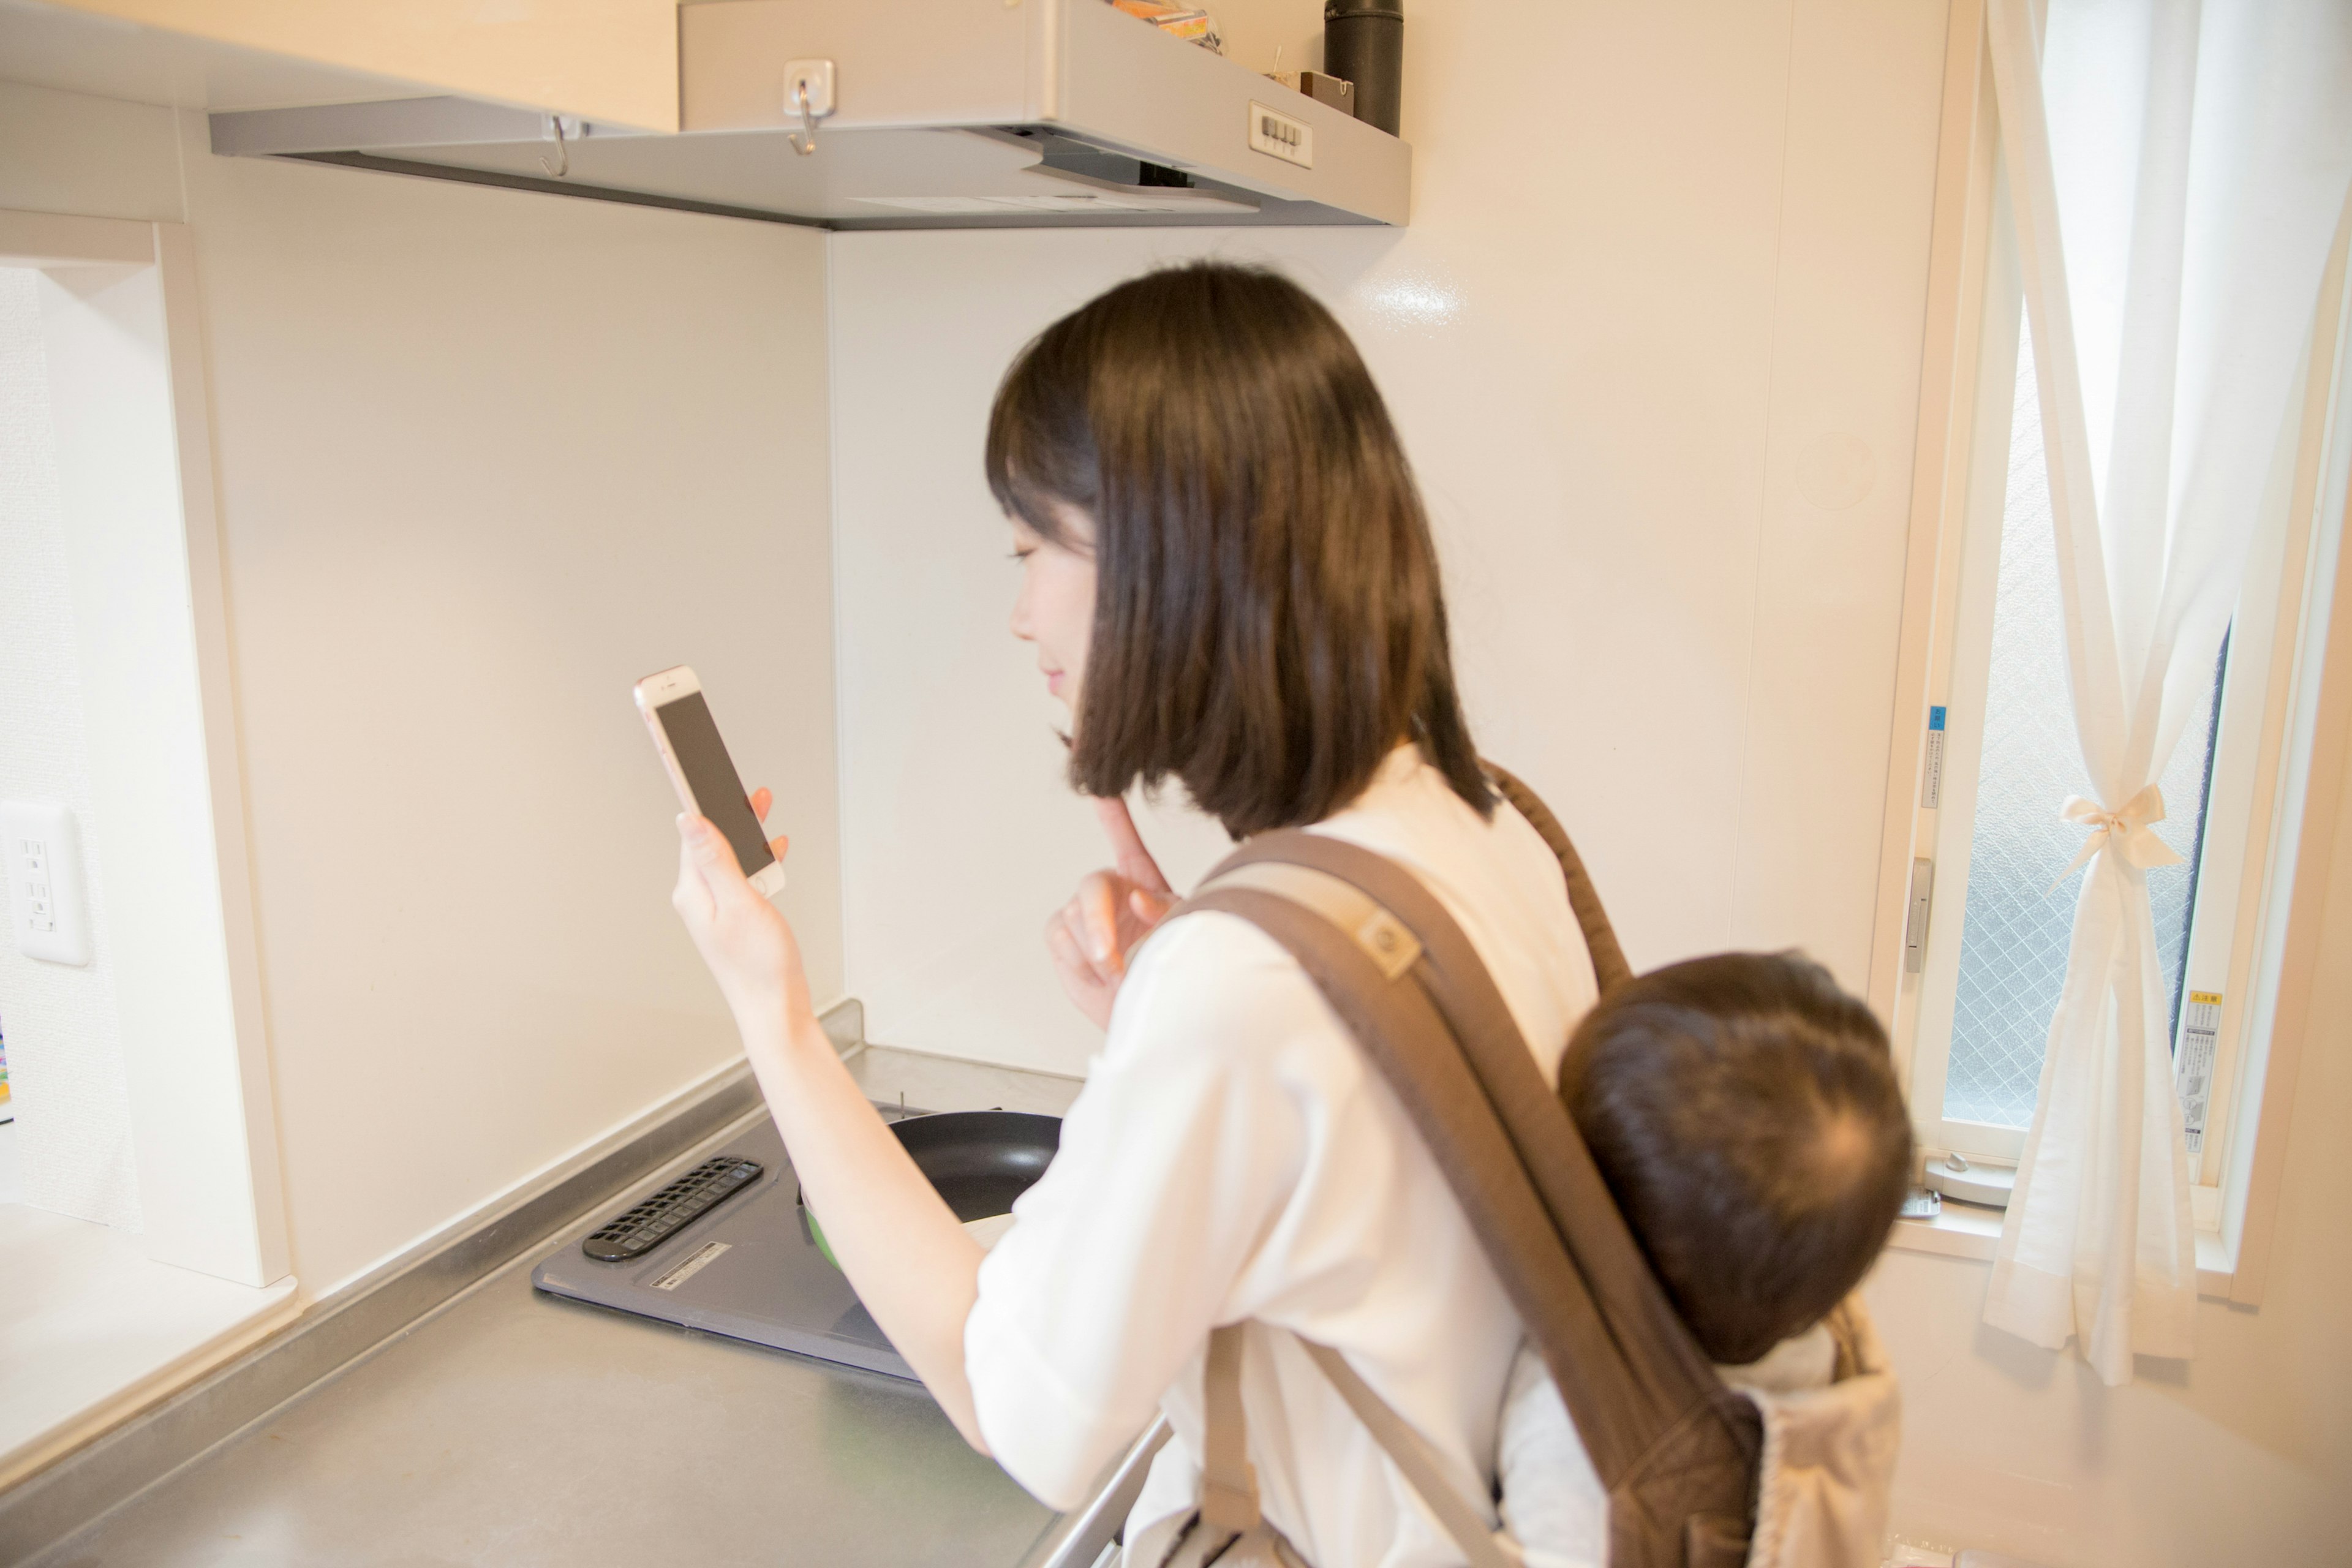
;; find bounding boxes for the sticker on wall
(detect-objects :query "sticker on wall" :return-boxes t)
[2177,991,2222,1157]
[1921,706,1947,810]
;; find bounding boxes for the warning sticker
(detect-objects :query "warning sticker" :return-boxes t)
[1921,707,1947,810]
[2177,991,2222,1157]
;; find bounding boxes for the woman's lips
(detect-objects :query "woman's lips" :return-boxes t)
[1045,670,1065,697]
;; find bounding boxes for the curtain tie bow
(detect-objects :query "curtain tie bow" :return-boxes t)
[2050,785,2185,890]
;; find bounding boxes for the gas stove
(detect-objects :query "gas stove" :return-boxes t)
[532,1107,925,1379]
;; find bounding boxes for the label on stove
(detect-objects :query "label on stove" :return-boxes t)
[651,1240,731,1291]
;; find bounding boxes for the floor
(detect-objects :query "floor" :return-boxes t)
[31,1058,1085,1568]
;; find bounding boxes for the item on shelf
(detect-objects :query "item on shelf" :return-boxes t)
[1108,1,1224,53]
[1266,68,1355,115]
[1323,0,1403,134]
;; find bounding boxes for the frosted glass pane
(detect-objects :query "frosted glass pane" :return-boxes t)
[1943,325,2218,1129]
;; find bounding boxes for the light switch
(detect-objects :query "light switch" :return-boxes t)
[1,802,91,966]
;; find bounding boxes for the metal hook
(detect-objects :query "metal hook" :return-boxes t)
[538,114,570,179]
[787,81,818,156]
[783,59,835,157]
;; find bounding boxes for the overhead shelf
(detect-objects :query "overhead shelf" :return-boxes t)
[207,0,1411,230]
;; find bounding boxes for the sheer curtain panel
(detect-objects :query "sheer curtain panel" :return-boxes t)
[1980,0,2352,1384]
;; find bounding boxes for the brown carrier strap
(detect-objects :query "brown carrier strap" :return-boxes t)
[1166,766,1760,1567]
[1486,762,1634,994]
[1199,1324,1261,1534]
[1190,1325,1514,1568]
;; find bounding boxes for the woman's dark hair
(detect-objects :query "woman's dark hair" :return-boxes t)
[1560,952,1914,1366]
[985,262,1490,837]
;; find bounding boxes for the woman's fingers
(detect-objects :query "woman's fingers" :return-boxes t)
[1044,905,1117,1030]
[739,789,788,862]
[1046,904,1114,988]
[671,811,811,1026]
[685,812,745,875]
[1079,870,1126,970]
[677,815,752,921]
[1044,909,1091,979]
[673,820,717,924]
[1093,796,1173,895]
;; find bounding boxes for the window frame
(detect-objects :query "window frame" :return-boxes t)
[1866,1,2352,1300]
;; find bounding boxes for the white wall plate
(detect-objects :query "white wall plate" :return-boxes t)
[1,801,92,967]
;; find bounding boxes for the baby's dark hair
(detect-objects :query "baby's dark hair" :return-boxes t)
[1560,952,1912,1366]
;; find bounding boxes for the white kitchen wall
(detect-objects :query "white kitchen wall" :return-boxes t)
[0,266,141,1231]
[0,78,842,1297]
[830,0,1948,1076]
[178,141,841,1297]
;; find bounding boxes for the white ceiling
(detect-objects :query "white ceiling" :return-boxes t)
[0,0,426,113]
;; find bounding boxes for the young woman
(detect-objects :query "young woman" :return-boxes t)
[671,263,1598,1567]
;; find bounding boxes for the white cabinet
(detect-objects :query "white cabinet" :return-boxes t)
[18,0,680,129]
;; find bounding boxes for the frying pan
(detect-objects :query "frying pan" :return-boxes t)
[805,1109,1061,1267]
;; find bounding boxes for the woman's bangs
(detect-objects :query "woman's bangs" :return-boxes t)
[986,337,1096,551]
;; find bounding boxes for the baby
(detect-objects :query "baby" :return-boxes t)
[1499,951,1914,1563]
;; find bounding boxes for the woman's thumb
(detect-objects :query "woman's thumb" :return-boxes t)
[681,814,734,874]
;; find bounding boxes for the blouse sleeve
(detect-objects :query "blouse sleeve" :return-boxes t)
[962,911,1318,1508]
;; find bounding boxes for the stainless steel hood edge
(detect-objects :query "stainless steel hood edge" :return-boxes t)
[206,0,1410,231]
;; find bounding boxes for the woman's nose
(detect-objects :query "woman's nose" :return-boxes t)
[1009,583,1034,642]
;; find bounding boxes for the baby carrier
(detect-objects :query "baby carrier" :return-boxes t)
[1131,766,1901,1568]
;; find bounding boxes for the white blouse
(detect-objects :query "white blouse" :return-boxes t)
[965,748,1600,1568]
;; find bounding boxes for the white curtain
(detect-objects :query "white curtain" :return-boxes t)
[1981,0,2352,1385]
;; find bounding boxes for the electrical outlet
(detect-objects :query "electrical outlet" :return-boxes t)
[1,802,91,967]
[1247,102,1313,168]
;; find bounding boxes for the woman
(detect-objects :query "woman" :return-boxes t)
[672,263,1597,1567]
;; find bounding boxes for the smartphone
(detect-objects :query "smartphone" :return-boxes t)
[634,665,787,898]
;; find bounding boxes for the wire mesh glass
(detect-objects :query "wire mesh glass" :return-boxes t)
[1942,324,2220,1129]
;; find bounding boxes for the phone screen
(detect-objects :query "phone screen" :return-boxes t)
[651,692,775,879]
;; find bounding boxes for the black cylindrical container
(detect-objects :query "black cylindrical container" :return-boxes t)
[1324,0,1404,135]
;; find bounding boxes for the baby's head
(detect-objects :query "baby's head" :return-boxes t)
[1559,952,1912,1366]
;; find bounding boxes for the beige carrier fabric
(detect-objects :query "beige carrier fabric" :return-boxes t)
[1737,1301,1901,1568]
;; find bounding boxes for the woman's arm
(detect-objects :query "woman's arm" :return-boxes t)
[670,812,990,1450]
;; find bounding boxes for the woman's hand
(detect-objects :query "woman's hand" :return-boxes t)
[672,788,809,1030]
[675,791,990,1453]
[1046,797,1175,1030]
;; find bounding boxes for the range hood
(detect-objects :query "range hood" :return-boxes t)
[207,0,1410,230]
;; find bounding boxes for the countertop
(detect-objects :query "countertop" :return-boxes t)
[35,1045,1121,1568]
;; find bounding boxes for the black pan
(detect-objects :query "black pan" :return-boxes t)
[805,1109,1061,1265]
[891,1109,1062,1222]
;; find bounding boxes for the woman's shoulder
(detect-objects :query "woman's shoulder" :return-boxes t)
[1117,905,1317,1017]
[1105,907,1345,1071]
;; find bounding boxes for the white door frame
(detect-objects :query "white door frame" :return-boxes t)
[3,206,288,1287]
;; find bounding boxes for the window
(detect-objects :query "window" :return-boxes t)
[1893,134,2352,1231]
[1939,322,2225,1134]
